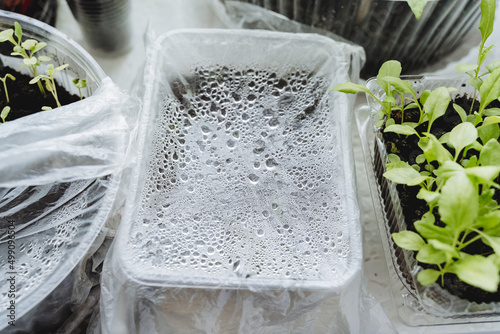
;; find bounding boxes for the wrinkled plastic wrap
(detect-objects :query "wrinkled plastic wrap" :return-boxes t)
[0,77,139,333]
[98,29,394,333]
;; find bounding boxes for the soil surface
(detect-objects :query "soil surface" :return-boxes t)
[0,66,80,122]
[380,95,500,304]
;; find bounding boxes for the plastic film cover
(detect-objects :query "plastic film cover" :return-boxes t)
[99,29,377,333]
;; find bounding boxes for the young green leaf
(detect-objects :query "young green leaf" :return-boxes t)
[448,122,478,157]
[453,103,468,123]
[392,231,426,251]
[384,124,419,136]
[487,59,500,73]
[1,106,11,122]
[483,108,500,116]
[406,0,430,19]
[416,243,447,264]
[0,29,13,43]
[383,162,425,185]
[377,60,402,93]
[417,268,442,286]
[333,82,371,95]
[453,255,499,293]
[479,139,500,166]
[418,134,453,165]
[438,173,478,231]
[382,76,414,95]
[424,87,450,132]
[415,215,454,244]
[14,21,22,43]
[478,0,496,43]
[479,67,500,115]
[455,62,478,74]
[465,166,500,185]
[478,124,500,145]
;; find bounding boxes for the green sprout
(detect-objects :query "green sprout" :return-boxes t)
[1,106,10,122]
[0,73,15,103]
[0,21,52,94]
[72,78,87,100]
[30,63,69,108]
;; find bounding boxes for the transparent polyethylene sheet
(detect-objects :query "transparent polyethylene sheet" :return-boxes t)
[0,78,139,332]
[99,29,378,333]
[356,75,500,326]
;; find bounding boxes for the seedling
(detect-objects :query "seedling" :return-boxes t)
[30,64,69,108]
[72,78,87,100]
[0,73,15,103]
[0,22,51,94]
[1,106,10,122]
[334,0,500,293]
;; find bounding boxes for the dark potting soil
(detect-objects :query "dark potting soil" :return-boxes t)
[0,66,81,122]
[380,96,500,304]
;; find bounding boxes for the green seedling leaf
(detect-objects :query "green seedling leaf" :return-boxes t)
[14,22,22,42]
[477,211,500,236]
[420,90,431,105]
[406,0,429,19]
[428,239,460,258]
[419,134,453,164]
[21,39,37,50]
[477,231,500,255]
[479,139,500,166]
[424,87,450,131]
[416,154,426,164]
[453,255,499,293]
[55,64,69,71]
[417,189,440,206]
[448,122,478,155]
[456,62,478,73]
[23,57,37,66]
[478,123,500,144]
[382,76,414,94]
[465,166,500,185]
[482,116,500,127]
[383,161,426,185]
[418,268,442,286]
[438,173,478,231]
[38,55,51,62]
[479,67,500,115]
[483,108,500,116]
[41,106,52,111]
[487,59,500,73]
[384,124,419,136]
[333,82,371,95]
[1,106,11,122]
[0,29,13,42]
[415,214,454,244]
[416,243,447,264]
[469,77,483,90]
[32,41,46,54]
[478,0,496,43]
[453,103,468,123]
[434,161,464,180]
[377,60,402,94]
[392,231,426,251]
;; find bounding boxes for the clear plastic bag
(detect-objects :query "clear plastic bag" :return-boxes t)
[99,29,393,334]
[0,78,139,333]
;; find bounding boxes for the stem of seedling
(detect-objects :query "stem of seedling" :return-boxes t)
[0,73,15,103]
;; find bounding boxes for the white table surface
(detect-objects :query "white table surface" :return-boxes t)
[55,1,500,333]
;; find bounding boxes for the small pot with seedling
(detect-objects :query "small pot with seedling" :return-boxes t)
[336,0,500,320]
[0,10,105,122]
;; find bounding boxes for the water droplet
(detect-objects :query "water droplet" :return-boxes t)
[262,210,270,218]
[265,158,278,169]
[201,125,211,134]
[248,174,260,184]
[241,113,250,121]
[272,203,278,210]
[227,139,236,149]
[256,229,265,236]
